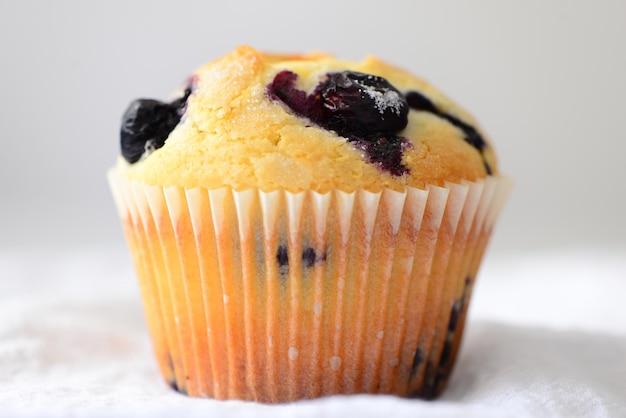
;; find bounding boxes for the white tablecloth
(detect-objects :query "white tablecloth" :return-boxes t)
[1,246,625,417]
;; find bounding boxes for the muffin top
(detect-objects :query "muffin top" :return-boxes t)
[116,45,497,192]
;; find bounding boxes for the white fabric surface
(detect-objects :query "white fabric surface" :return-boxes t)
[1,246,625,417]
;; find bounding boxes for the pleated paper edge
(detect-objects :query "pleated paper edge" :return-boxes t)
[107,170,513,402]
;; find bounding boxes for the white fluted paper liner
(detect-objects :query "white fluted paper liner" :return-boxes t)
[108,171,512,402]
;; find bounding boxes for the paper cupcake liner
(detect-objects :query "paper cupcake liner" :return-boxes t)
[108,171,512,402]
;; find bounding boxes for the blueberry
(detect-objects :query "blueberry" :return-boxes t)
[405,90,491,173]
[411,276,476,399]
[349,134,411,176]
[405,90,438,113]
[302,247,326,268]
[168,379,188,396]
[447,300,463,332]
[483,161,493,175]
[442,113,487,151]
[410,348,424,378]
[447,276,471,332]
[268,71,410,176]
[165,353,187,395]
[120,87,192,164]
[411,360,438,399]
[439,337,453,366]
[267,71,320,121]
[276,245,289,268]
[276,245,327,270]
[317,71,409,136]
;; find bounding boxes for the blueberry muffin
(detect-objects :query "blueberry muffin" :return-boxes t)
[108,45,511,402]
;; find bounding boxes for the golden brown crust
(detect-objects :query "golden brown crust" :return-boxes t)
[117,45,498,192]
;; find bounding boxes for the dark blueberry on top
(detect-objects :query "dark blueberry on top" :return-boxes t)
[120,87,192,164]
[317,71,409,136]
[405,90,438,113]
[268,70,410,176]
[268,71,320,121]
[269,70,409,137]
[348,134,411,176]
[406,90,486,151]
[442,113,487,151]
[406,90,491,174]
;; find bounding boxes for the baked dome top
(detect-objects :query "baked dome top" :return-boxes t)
[116,46,497,192]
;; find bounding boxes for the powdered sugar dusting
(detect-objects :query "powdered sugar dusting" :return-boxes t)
[362,81,404,116]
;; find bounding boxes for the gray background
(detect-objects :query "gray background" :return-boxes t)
[1,0,625,254]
